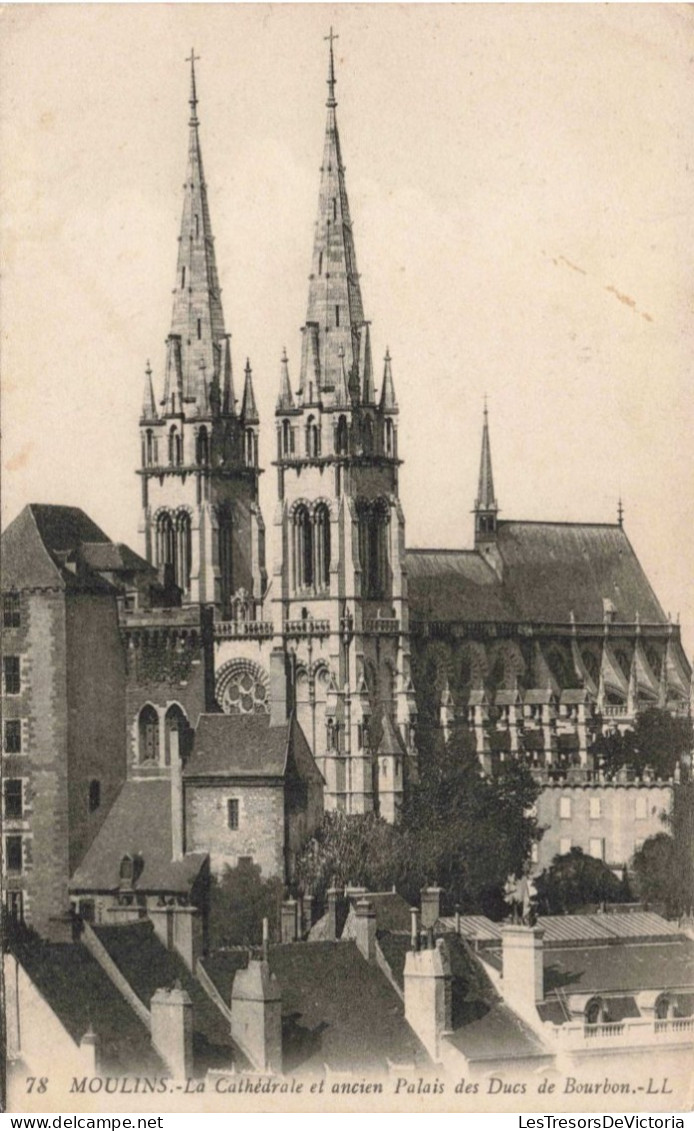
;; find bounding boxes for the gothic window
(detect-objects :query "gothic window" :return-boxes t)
[196,426,209,466]
[216,660,269,716]
[326,719,335,750]
[174,511,192,591]
[363,416,374,455]
[88,780,101,813]
[281,419,294,458]
[3,592,20,628]
[164,704,190,766]
[314,504,331,590]
[145,429,154,466]
[156,511,175,577]
[384,418,394,457]
[218,510,233,612]
[306,416,320,458]
[245,429,257,467]
[359,502,389,599]
[138,705,160,764]
[169,426,182,467]
[336,415,348,455]
[294,505,313,590]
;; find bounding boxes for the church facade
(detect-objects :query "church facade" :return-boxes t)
[2,39,692,936]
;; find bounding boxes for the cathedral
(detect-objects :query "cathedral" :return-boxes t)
[2,38,691,938]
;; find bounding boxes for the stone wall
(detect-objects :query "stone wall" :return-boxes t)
[185,781,285,878]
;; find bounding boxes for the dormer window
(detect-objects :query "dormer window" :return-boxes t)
[119,855,134,885]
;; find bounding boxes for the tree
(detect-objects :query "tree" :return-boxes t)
[631,832,691,917]
[592,709,692,781]
[208,858,284,948]
[534,847,630,914]
[294,811,418,905]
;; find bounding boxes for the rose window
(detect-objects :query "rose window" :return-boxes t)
[216,660,269,715]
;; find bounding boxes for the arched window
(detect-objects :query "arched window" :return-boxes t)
[655,995,675,1021]
[245,429,256,467]
[164,704,190,766]
[294,505,313,590]
[138,705,160,764]
[169,426,182,466]
[146,429,154,465]
[174,511,192,591]
[384,419,394,457]
[156,512,175,576]
[585,998,607,1026]
[314,504,331,590]
[282,419,291,456]
[306,416,320,458]
[218,508,233,612]
[358,501,389,599]
[336,415,348,455]
[196,426,209,466]
[120,855,134,884]
[363,416,374,455]
[216,659,269,716]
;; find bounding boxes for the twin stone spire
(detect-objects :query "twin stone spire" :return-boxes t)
[142,38,399,433]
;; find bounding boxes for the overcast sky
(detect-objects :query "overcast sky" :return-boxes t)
[3,4,693,655]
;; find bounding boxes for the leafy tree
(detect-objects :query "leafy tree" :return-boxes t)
[592,709,691,781]
[208,858,284,948]
[534,847,630,914]
[632,832,693,917]
[294,811,418,905]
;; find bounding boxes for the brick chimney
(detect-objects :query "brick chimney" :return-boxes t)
[150,986,193,1078]
[354,898,377,962]
[231,959,282,1074]
[501,925,545,1023]
[421,886,443,929]
[404,936,452,1060]
[270,649,295,728]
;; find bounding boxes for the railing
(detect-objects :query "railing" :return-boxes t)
[584,1021,625,1039]
[283,619,331,639]
[655,1017,694,1035]
[603,705,631,718]
[550,1016,694,1049]
[214,620,274,641]
[364,617,400,636]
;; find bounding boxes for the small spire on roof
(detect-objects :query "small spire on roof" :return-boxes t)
[277,348,295,412]
[142,360,158,420]
[380,347,398,412]
[241,358,259,423]
[617,497,624,527]
[325,27,339,108]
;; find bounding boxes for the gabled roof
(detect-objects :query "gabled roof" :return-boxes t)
[70,780,206,892]
[81,542,152,575]
[184,714,289,779]
[406,521,668,626]
[2,505,116,592]
[92,922,239,1072]
[202,940,431,1072]
[9,940,164,1075]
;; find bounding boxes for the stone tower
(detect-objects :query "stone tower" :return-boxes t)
[272,33,416,819]
[138,55,266,612]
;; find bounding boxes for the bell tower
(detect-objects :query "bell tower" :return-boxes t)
[138,54,266,611]
[272,32,416,819]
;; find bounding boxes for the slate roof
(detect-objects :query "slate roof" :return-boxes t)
[2,505,115,592]
[70,780,207,893]
[541,939,694,995]
[202,941,431,1072]
[185,714,290,778]
[446,1001,549,1062]
[342,891,412,936]
[406,521,666,625]
[92,923,239,1071]
[9,940,164,1075]
[81,541,152,575]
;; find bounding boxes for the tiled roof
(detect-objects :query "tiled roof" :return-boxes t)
[2,505,115,592]
[406,521,667,626]
[93,923,238,1072]
[10,940,164,1075]
[70,780,206,892]
[538,911,683,946]
[203,941,431,1072]
[542,939,694,995]
[184,714,289,778]
[81,542,152,575]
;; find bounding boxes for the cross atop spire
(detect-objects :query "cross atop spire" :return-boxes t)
[186,49,200,124]
[325,28,339,107]
[618,496,624,527]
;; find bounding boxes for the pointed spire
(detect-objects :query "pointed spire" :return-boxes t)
[334,344,350,406]
[141,361,157,420]
[277,348,295,411]
[358,323,375,405]
[241,359,259,424]
[379,348,398,412]
[475,398,498,512]
[221,335,236,416]
[300,33,365,397]
[168,53,226,413]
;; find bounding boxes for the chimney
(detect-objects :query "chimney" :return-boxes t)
[326,887,343,941]
[231,959,282,1074]
[404,938,452,1060]
[270,649,295,728]
[79,1025,99,1073]
[171,730,184,862]
[501,925,545,1022]
[150,986,193,1079]
[410,907,420,951]
[354,898,377,962]
[421,886,443,930]
[280,899,298,943]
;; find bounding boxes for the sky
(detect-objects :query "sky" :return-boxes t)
[2,4,693,655]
